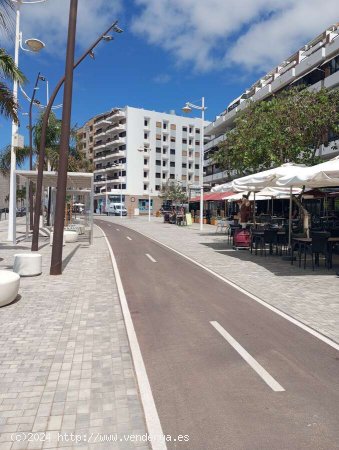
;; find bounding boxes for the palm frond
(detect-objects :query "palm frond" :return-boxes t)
[0,81,19,123]
[0,0,15,38]
[0,144,30,175]
[0,48,26,84]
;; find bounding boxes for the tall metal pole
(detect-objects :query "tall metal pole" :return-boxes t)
[8,2,20,243]
[50,0,78,275]
[29,72,41,229]
[120,182,123,218]
[31,20,121,251]
[199,97,205,232]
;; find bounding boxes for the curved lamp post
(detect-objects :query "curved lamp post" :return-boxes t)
[31,19,123,253]
[7,0,46,244]
[182,97,206,231]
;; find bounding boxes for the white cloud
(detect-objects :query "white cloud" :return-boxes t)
[19,0,122,57]
[131,0,339,73]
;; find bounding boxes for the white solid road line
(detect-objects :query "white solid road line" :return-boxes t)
[146,254,157,263]
[211,321,285,392]
[97,225,167,450]
[126,236,132,240]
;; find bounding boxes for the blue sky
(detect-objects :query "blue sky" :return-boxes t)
[0,0,338,152]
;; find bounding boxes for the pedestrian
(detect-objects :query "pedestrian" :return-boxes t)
[239,195,251,228]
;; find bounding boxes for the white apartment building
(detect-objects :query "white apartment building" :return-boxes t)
[82,106,209,213]
[204,23,339,187]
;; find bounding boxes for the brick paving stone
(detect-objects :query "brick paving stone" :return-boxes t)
[101,215,339,344]
[0,219,149,449]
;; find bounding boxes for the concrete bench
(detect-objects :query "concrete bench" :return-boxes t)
[13,253,42,277]
[0,270,20,306]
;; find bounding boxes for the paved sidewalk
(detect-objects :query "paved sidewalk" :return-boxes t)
[99,215,339,345]
[0,220,148,449]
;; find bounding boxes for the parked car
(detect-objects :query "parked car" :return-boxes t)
[16,207,26,217]
[107,203,127,216]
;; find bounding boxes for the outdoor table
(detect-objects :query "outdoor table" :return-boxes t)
[251,230,286,255]
[292,236,339,269]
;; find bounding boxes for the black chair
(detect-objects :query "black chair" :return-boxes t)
[302,233,331,270]
[263,229,278,256]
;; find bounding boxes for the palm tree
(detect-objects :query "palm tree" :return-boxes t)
[0,144,30,175]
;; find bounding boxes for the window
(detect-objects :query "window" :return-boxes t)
[195,141,200,146]
[155,185,160,191]
[195,164,199,170]
[156,134,161,140]
[144,118,149,127]
[170,174,175,179]
[170,149,176,155]
[156,147,161,153]
[163,135,167,142]
[156,121,161,128]
[163,122,167,129]
[122,184,126,189]
[170,162,175,167]
[182,126,187,132]
[189,139,193,146]
[90,125,93,132]
[170,137,176,142]
[144,158,148,165]
[156,173,161,178]
[189,127,193,134]
[156,160,161,166]
[189,164,192,169]
[144,172,148,178]
[195,128,200,134]
[182,138,187,144]
[182,163,187,168]
[189,175,192,181]
[162,148,167,154]
[162,161,167,167]
[144,132,149,140]
[170,124,176,130]
[144,184,148,190]
[162,173,166,179]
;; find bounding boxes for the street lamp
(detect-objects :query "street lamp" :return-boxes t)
[31,19,123,252]
[7,0,46,244]
[138,146,151,222]
[28,72,46,229]
[182,97,206,231]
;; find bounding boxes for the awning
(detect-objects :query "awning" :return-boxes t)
[16,170,93,190]
[189,191,234,202]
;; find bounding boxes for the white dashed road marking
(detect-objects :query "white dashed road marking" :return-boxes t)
[211,321,285,392]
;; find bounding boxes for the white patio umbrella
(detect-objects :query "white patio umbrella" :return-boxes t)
[211,182,233,192]
[231,163,307,256]
[232,163,306,191]
[276,156,339,188]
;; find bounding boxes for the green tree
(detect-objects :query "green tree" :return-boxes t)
[34,111,93,172]
[213,87,339,176]
[0,144,30,175]
[159,179,187,204]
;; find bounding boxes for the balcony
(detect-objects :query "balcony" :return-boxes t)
[106,137,126,148]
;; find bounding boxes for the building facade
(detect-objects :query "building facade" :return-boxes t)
[79,107,209,214]
[204,23,339,187]
[0,174,9,212]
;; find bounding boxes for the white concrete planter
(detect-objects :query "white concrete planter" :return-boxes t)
[0,270,20,307]
[64,230,78,243]
[13,253,42,277]
[50,232,65,246]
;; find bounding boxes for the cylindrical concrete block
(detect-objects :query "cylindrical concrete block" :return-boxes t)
[50,232,65,246]
[64,230,78,243]
[0,270,20,306]
[13,253,42,277]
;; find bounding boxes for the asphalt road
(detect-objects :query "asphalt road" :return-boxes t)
[96,219,339,450]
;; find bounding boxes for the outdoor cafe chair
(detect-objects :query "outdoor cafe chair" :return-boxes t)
[301,233,331,270]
